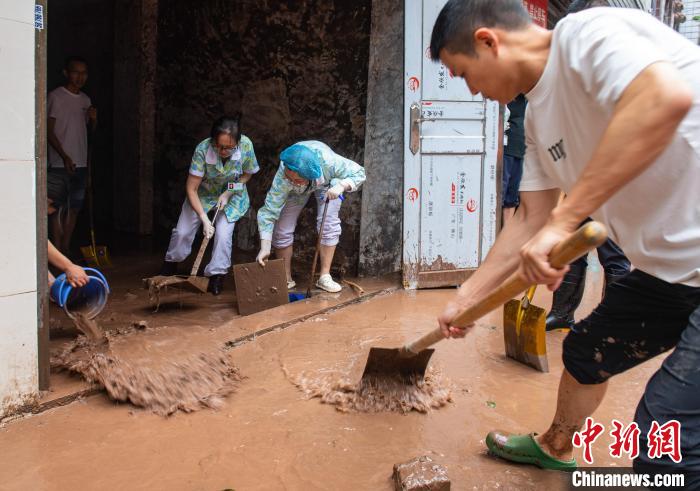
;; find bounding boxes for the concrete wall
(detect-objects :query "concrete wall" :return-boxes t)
[0,1,39,416]
[113,0,157,235]
[358,0,404,276]
[154,0,371,275]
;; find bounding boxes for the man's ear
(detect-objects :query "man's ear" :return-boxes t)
[474,27,499,54]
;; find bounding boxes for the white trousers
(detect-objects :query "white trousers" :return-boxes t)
[272,189,342,249]
[165,200,236,276]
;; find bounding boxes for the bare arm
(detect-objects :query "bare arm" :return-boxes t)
[521,62,694,285]
[48,240,88,287]
[438,188,560,336]
[185,174,206,216]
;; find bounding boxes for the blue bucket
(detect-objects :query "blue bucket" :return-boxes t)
[50,267,110,319]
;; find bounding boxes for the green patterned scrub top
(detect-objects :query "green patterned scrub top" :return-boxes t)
[188,135,259,223]
[257,140,366,240]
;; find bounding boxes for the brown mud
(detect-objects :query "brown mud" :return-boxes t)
[2,266,666,490]
[287,366,452,414]
[52,322,242,416]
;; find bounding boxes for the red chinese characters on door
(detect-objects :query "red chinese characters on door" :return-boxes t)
[522,0,548,28]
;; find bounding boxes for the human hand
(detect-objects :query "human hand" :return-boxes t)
[64,156,76,174]
[87,106,97,123]
[326,183,346,200]
[217,190,234,208]
[200,213,215,239]
[437,296,475,339]
[65,263,89,288]
[518,224,571,291]
[256,239,272,266]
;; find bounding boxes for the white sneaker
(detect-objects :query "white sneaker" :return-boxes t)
[316,274,342,293]
[287,279,296,290]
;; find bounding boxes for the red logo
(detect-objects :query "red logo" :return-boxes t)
[408,76,420,92]
[451,183,456,205]
[466,199,478,213]
[570,417,684,465]
[572,417,605,465]
[407,187,419,203]
[609,420,641,460]
[647,420,682,463]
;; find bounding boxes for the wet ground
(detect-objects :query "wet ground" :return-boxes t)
[0,259,664,490]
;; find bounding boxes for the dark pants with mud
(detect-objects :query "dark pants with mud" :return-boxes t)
[562,270,700,483]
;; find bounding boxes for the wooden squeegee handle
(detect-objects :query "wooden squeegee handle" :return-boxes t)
[403,221,608,355]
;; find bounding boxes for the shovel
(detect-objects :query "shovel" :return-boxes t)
[360,221,607,382]
[305,196,331,299]
[143,207,220,294]
[503,285,548,372]
[296,192,343,301]
[80,129,112,268]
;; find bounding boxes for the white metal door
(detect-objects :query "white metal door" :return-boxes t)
[403,0,501,289]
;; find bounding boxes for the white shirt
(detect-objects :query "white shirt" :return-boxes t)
[520,8,700,287]
[47,86,91,168]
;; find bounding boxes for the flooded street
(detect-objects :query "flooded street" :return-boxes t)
[0,269,663,490]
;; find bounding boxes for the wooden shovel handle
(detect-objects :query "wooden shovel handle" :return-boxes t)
[191,207,220,276]
[403,221,607,354]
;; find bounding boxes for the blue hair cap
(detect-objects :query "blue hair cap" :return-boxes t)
[280,143,322,180]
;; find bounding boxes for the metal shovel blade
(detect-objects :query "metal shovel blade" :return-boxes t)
[503,299,549,372]
[360,347,435,381]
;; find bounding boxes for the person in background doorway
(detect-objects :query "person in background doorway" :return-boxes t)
[502,94,526,225]
[256,141,366,293]
[161,116,259,296]
[47,56,97,255]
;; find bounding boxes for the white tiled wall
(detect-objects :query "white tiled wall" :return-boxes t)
[0,6,36,161]
[0,0,34,25]
[0,292,38,410]
[0,162,37,297]
[0,2,39,417]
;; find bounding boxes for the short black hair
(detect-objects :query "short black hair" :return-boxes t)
[430,0,531,60]
[210,114,242,144]
[64,56,88,70]
[567,0,609,14]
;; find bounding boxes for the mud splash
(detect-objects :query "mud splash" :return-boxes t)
[286,366,452,414]
[52,324,242,416]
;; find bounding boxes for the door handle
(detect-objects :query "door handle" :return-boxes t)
[410,102,420,155]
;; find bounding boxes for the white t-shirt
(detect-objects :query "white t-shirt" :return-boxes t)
[47,86,91,168]
[520,8,700,287]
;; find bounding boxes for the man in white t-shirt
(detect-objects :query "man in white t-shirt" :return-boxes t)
[429,0,700,478]
[47,56,97,253]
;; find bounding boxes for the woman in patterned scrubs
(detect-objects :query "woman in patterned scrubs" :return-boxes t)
[255,141,365,293]
[161,116,259,295]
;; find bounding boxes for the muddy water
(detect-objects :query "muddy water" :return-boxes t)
[2,276,666,490]
[52,324,242,416]
[287,366,452,413]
